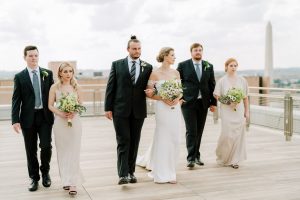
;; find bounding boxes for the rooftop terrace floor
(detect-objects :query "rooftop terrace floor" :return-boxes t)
[1,116,300,200]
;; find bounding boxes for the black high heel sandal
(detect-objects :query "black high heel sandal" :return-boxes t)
[63,186,70,190]
[231,164,239,169]
[69,186,77,196]
[69,190,77,196]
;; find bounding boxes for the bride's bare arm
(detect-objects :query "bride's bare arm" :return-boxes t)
[145,72,162,100]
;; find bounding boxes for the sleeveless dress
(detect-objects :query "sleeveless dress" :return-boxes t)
[213,75,248,166]
[137,80,182,183]
[53,90,84,186]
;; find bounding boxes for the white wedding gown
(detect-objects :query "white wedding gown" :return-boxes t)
[137,80,182,183]
[53,90,84,186]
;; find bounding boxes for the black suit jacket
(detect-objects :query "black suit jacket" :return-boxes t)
[177,59,217,109]
[11,67,54,128]
[105,57,153,119]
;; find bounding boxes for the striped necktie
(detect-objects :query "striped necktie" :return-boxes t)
[130,61,136,84]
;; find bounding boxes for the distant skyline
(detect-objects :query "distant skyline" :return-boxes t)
[0,0,300,72]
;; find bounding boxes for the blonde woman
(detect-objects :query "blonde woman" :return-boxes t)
[213,58,249,169]
[48,62,84,195]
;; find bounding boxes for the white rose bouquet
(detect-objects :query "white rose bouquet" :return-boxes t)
[155,79,183,109]
[57,93,86,127]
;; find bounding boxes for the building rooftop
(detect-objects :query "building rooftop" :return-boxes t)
[1,116,300,200]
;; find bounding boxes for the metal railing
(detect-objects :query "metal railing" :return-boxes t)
[1,85,300,140]
[213,87,300,141]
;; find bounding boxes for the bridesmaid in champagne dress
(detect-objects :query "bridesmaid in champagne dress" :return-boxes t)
[213,58,249,169]
[48,62,84,196]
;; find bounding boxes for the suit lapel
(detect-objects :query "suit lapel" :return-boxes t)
[39,68,45,94]
[23,69,34,93]
[123,57,132,84]
[135,59,144,85]
[188,59,200,83]
[200,60,207,82]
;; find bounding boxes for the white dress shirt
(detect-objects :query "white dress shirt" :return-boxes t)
[192,59,202,99]
[127,56,141,83]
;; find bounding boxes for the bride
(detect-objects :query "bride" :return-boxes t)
[137,47,182,184]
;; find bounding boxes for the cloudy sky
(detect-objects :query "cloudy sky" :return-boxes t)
[0,0,299,72]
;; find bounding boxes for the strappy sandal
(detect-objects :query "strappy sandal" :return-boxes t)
[69,190,77,196]
[231,164,239,169]
[63,186,70,190]
[69,186,77,196]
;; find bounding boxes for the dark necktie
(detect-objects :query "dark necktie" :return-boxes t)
[130,61,136,84]
[32,70,42,107]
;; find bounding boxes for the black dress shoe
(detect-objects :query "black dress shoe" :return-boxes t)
[28,180,39,192]
[128,174,137,183]
[42,174,51,187]
[118,177,129,185]
[187,161,195,168]
[195,158,204,166]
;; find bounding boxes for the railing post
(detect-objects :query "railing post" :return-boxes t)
[93,89,96,115]
[284,93,293,141]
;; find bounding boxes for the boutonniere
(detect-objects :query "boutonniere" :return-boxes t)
[41,70,48,81]
[141,61,147,72]
[203,61,211,71]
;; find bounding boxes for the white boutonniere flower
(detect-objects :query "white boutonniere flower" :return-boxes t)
[41,70,49,81]
[203,61,211,71]
[141,61,147,72]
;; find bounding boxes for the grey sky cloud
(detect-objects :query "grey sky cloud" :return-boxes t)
[89,0,143,31]
[0,0,299,71]
[62,0,119,5]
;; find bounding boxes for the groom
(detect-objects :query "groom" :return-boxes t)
[177,43,217,168]
[11,46,54,191]
[105,36,152,185]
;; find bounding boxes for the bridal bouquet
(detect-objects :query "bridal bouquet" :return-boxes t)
[57,93,86,127]
[218,87,245,111]
[155,79,183,109]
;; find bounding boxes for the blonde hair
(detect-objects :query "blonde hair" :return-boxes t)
[224,58,238,72]
[56,62,78,90]
[156,47,174,62]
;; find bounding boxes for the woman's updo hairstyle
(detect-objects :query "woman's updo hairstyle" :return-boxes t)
[156,47,174,63]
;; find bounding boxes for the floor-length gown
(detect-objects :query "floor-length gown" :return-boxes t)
[213,75,248,166]
[53,90,84,186]
[137,80,181,183]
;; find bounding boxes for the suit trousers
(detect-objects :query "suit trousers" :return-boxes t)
[22,110,52,181]
[113,113,144,177]
[182,99,208,162]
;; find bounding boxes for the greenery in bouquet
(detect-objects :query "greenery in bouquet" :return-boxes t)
[57,93,86,127]
[218,87,245,111]
[155,79,183,101]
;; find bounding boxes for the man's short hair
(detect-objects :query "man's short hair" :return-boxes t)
[24,45,38,56]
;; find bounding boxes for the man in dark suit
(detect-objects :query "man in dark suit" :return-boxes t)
[11,46,54,191]
[177,43,217,168]
[105,36,152,185]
